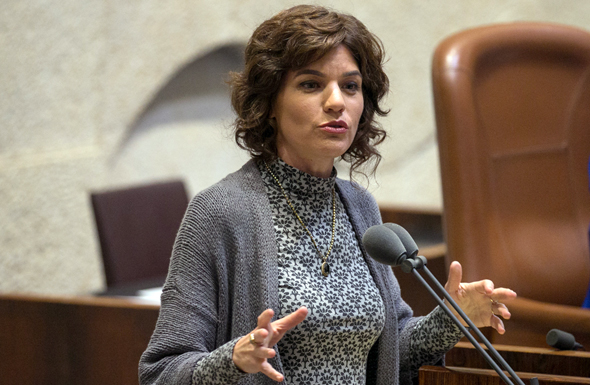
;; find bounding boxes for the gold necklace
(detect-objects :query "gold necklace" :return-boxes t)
[264,162,336,277]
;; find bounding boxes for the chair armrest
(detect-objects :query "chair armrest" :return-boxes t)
[492,296,590,348]
[509,297,590,333]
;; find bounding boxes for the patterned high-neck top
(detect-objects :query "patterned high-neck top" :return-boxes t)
[260,159,386,384]
[258,159,463,384]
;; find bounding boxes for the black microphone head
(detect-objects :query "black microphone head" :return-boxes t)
[382,223,419,259]
[362,224,407,266]
[546,329,580,350]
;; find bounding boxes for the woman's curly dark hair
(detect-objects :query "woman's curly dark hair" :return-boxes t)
[230,4,389,177]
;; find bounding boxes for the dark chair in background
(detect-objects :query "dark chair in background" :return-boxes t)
[91,180,189,293]
[432,22,590,347]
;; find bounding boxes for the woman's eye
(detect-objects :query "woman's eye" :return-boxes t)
[300,81,320,90]
[343,82,360,93]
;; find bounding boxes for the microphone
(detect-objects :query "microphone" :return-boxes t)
[363,223,537,385]
[362,224,408,266]
[362,223,426,274]
[381,223,418,259]
[546,329,584,350]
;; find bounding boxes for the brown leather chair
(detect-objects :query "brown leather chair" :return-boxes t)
[91,180,189,292]
[432,22,590,348]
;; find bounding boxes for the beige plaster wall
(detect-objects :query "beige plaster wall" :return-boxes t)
[1,0,589,295]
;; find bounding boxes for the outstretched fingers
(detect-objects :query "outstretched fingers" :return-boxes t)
[490,287,518,303]
[274,307,308,331]
[248,330,275,359]
[444,261,463,293]
[491,301,511,321]
[261,361,284,382]
[233,307,308,382]
[257,309,275,331]
[444,260,519,334]
[490,314,507,334]
[490,289,516,320]
[255,309,275,346]
[268,307,308,346]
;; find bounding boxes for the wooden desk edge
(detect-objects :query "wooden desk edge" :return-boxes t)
[0,292,160,310]
[421,365,590,384]
[453,340,590,358]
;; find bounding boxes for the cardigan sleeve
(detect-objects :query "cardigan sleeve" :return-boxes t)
[400,306,464,379]
[138,189,249,385]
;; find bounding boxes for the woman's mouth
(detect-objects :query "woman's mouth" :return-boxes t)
[320,120,349,133]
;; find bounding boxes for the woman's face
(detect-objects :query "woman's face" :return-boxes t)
[271,44,364,177]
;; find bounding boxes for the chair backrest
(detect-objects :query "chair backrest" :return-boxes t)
[91,180,189,287]
[432,22,590,306]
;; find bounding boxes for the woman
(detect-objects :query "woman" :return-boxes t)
[139,5,516,385]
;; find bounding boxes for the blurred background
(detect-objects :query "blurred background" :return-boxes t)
[1,0,589,296]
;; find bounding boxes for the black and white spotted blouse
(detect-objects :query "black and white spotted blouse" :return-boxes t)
[258,159,463,384]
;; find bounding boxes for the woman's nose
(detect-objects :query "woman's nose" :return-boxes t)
[323,85,345,113]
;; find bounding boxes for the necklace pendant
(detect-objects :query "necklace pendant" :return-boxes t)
[321,261,330,277]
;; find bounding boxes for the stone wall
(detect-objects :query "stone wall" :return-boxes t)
[1,0,589,294]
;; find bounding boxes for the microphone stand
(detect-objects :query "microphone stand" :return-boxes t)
[401,256,538,385]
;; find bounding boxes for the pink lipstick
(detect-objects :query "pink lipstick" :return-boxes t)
[320,120,349,133]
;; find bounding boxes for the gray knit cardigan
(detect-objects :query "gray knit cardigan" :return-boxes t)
[139,160,420,385]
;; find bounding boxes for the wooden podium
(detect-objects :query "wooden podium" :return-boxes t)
[420,341,590,385]
[3,294,590,385]
[0,293,159,385]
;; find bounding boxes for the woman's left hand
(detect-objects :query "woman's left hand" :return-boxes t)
[444,261,517,334]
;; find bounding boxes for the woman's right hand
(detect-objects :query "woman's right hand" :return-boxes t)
[232,306,308,382]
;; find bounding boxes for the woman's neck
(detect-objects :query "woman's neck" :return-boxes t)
[277,153,334,179]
